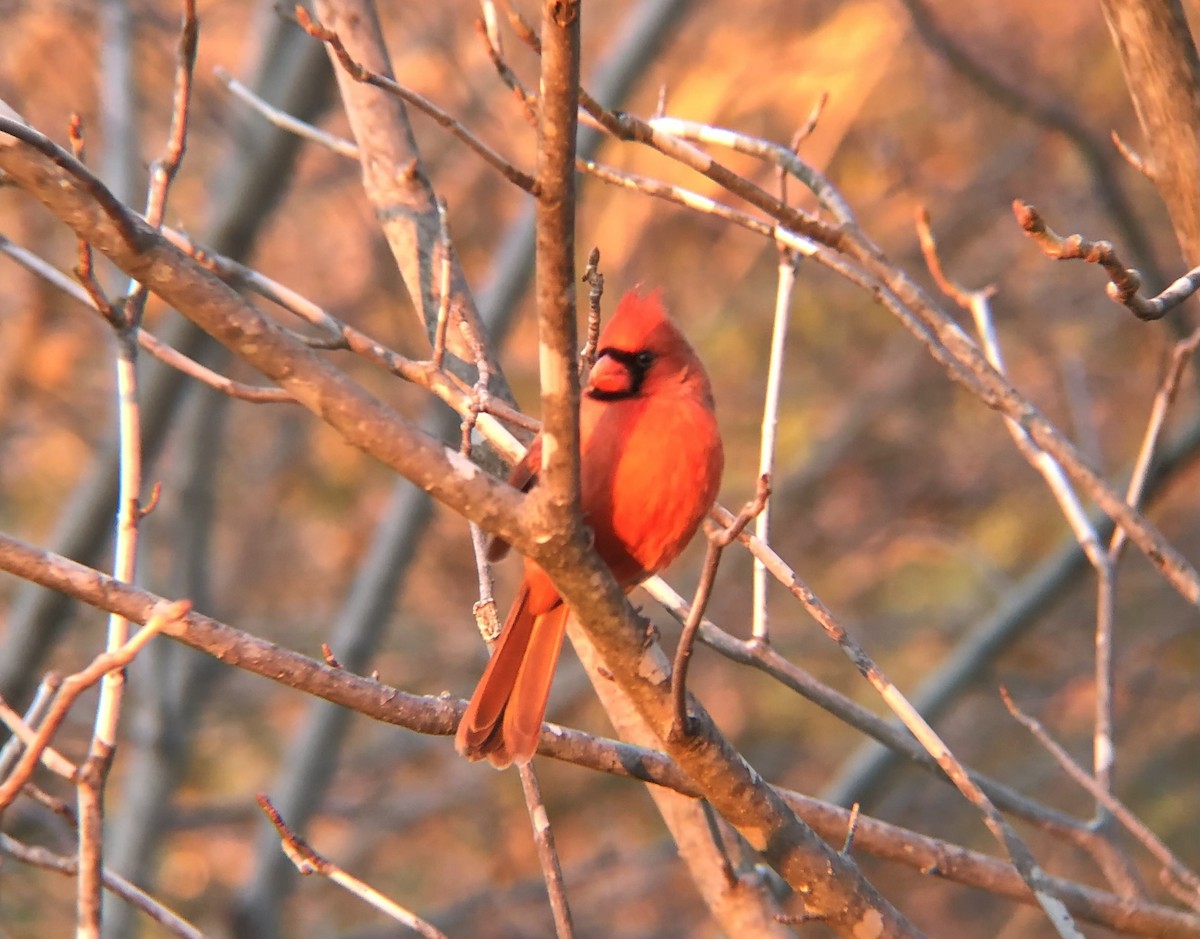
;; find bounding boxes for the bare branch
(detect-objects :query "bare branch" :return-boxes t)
[296,6,535,192]
[1014,200,1199,320]
[257,796,450,939]
[2,531,1198,936]
[1,834,210,939]
[1002,688,1200,909]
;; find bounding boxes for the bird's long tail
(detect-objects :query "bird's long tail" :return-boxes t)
[455,583,569,768]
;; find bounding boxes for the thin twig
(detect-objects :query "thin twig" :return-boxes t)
[517,765,576,939]
[431,197,454,369]
[296,6,536,192]
[1001,688,1200,909]
[1111,129,1153,180]
[0,234,294,403]
[753,255,798,643]
[0,674,63,777]
[919,207,1119,816]
[1109,322,1200,561]
[475,16,541,127]
[841,803,862,855]
[463,327,500,638]
[710,503,1086,938]
[0,685,74,781]
[1014,200,1200,321]
[257,796,450,939]
[1,834,211,939]
[215,65,359,157]
[579,246,603,377]
[125,0,197,328]
[671,476,770,733]
[0,601,188,812]
[700,800,739,886]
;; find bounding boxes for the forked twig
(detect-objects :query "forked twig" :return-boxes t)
[1001,688,1200,910]
[0,600,189,812]
[295,6,535,192]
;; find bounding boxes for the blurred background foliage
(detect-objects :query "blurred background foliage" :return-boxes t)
[0,0,1197,937]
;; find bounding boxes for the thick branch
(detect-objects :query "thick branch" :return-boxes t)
[310,0,512,398]
[0,122,528,550]
[1099,0,1200,265]
[1,533,1196,939]
[532,0,584,527]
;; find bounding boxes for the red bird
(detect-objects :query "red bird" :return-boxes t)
[456,288,724,768]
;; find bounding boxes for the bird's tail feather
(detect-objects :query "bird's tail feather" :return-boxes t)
[455,583,567,769]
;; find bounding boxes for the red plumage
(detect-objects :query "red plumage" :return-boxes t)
[455,288,724,768]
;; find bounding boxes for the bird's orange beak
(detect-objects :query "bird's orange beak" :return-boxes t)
[586,352,634,398]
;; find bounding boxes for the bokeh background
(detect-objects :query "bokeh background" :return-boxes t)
[1,1,1197,936]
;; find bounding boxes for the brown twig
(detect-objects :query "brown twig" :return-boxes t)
[1111,129,1153,180]
[1,834,210,939]
[517,765,576,939]
[257,795,450,939]
[0,675,63,778]
[2,533,1197,937]
[777,99,828,206]
[66,114,120,330]
[0,600,189,812]
[1001,687,1200,910]
[699,799,739,886]
[841,803,862,855]
[431,197,454,369]
[296,6,536,192]
[125,0,197,329]
[1014,200,1199,321]
[670,475,770,734]
[475,16,540,127]
[578,246,603,377]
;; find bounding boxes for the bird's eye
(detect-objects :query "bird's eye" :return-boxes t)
[635,351,655,370]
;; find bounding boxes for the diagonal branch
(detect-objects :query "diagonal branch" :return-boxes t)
[0,118,531,553]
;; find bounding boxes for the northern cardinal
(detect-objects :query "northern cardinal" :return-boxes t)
[456,288,724,768]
